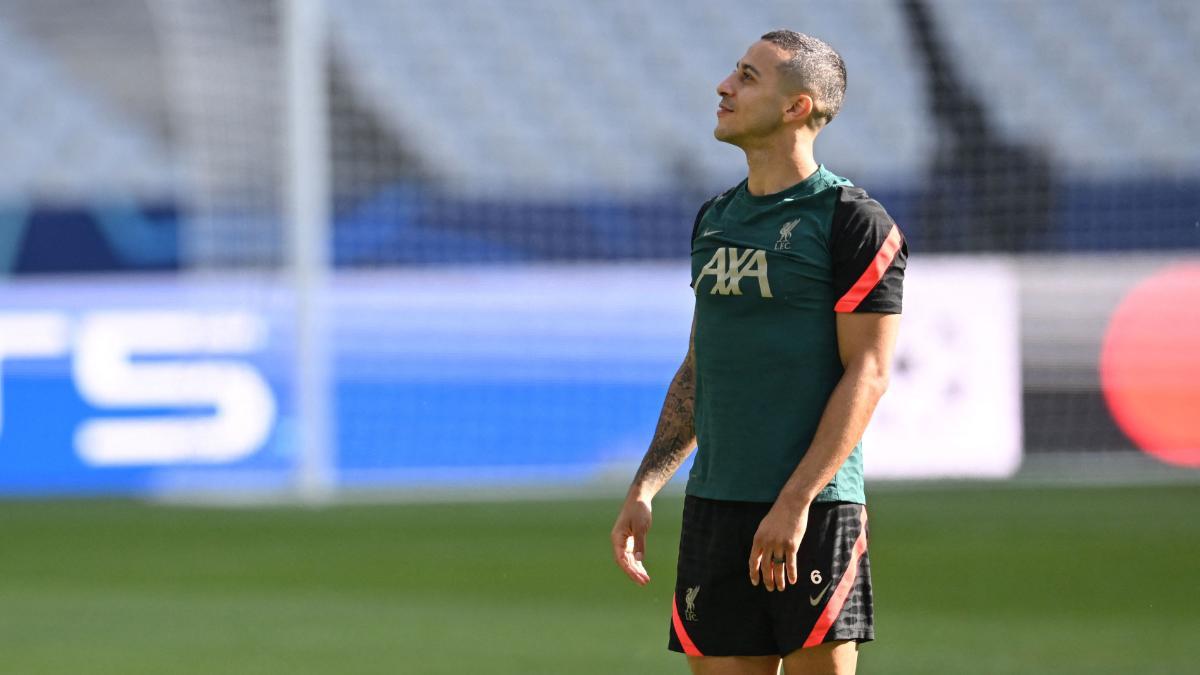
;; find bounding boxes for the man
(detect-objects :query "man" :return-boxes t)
[610,31,906,675]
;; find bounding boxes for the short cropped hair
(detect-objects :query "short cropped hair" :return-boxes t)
[760,30,847,125]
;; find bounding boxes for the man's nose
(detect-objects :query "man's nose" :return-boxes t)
[716,75,734,98]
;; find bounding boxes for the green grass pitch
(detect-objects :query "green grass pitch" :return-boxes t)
[1,484,1196,674]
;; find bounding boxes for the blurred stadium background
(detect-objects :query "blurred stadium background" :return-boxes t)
[0,0,1197,673]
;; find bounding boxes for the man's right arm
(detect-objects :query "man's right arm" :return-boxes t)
[610,313,697,586]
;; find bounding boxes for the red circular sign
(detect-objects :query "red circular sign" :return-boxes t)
[1099,263,1200,467]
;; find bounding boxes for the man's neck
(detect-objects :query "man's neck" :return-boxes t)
[742,134,820,197]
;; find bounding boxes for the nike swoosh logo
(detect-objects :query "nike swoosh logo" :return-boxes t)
[701,229,722,237]
[809,583,831,606]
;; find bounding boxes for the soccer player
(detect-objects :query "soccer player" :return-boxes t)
[610,31,906,675]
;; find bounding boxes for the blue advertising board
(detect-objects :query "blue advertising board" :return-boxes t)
[0,267,693,496]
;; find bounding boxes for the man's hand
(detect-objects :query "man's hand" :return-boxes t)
[749,312,898,592]
[611,497,653,586]
[748,499,810,592]
[611,311,696,588]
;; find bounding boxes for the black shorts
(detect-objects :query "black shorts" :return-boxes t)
[668,495,874,657]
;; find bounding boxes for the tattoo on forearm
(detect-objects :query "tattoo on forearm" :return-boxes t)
[632,354,697,491]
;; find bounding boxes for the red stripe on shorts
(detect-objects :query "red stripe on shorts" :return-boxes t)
[802,508,869,648]
[671,592,704,656]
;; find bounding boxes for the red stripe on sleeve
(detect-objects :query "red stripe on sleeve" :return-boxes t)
[834,225,903,312]
[671,593,704,656]
[802,509,869,648]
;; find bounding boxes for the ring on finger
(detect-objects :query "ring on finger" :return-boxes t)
[771,555,786,564]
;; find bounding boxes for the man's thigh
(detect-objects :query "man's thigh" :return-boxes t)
[670,497,777,657]
[781,640,858,675]
[670,498,875,659]
[767,503,873,655]
[687,654,780,675]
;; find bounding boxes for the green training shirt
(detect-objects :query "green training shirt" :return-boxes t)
[686,165,907,504]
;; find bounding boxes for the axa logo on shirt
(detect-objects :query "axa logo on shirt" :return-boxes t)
[694,247,773,298]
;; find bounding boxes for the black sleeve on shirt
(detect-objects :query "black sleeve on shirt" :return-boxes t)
[830,186,907,314]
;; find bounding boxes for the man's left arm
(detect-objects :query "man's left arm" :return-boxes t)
[748,311,901,591]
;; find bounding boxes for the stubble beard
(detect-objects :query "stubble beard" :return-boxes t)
[714,114,787,152]
[713,120,742,147]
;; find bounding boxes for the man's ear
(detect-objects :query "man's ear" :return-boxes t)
[783,93,815,124]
